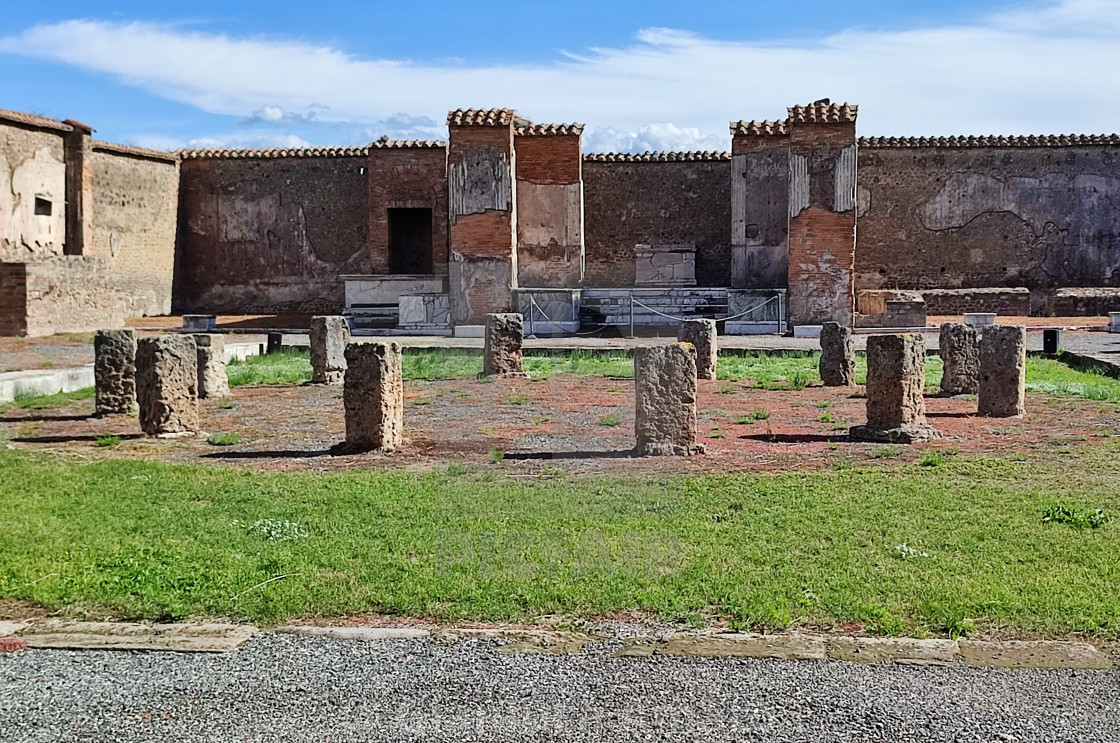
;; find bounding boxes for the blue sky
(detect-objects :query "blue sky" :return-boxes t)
[1,0,1118,152]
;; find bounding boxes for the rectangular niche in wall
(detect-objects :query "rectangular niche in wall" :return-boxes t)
[388,207,434,275]
[34,197,52,216]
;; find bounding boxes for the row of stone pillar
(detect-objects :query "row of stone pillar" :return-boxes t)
[94,330,229,435]
[819,322,1027,443]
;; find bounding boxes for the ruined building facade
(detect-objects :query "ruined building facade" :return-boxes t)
[3,102,1120,336]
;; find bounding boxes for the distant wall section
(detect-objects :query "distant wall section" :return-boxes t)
[175,149,371,314]
[582,153,731,287]
[856,136,1120,310]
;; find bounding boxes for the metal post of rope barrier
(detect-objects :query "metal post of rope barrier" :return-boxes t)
[629,294,635,339]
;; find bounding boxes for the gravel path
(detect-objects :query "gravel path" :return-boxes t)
[2,634,1118,742]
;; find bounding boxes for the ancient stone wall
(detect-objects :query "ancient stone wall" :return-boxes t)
[856,139,1120,310]
[786,104,858,326]
[731,124,790,289]
[515,128,584,288]
[89,143,179,317]
[447,111,517,324]
[582,154,731,288]
[367,142,448,275]
[175,150,371,314]
[0,117,68,260]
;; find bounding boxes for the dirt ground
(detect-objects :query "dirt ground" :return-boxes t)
[3,373,1115,476]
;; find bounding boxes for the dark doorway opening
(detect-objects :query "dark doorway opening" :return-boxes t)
[388,208,433,274]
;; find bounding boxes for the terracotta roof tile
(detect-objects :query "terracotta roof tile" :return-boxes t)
[370,139,447,149]
[0,108,73,133]
[787,101,858,124]
[583,151,731,163]
[92,140,179,163]
[515,123,585,136]
[177,146,370,160]
[858,134,1120,148]
[730,119,789,137]
[446,108,517,127]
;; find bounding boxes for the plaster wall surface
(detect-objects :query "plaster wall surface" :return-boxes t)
[731,136,790,289]
[89,146,179,316]
[856,145,1120,302]
[176,156,370,313]
[0,122,66,259]
[515,133,583,288]
[582,159,731,287]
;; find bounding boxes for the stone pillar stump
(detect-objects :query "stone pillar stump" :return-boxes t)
[850,333,938,443]
[136,336,199,435]
[483,313,528,377]
[310,316,350,385]
[633,343,705,456]
[94,329,137,415]
[978,325,1026,417]
[343,342,404,452]
[678,319,718,380]
[939,322,979,396]
[819,322,855,386]
[195,334,230,399]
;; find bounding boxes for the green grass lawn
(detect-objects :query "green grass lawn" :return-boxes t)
[0,444,1117,636]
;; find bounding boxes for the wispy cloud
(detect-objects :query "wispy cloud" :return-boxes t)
[2,1,1119,151]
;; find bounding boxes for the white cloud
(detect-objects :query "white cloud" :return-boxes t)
[2,1,1119,152]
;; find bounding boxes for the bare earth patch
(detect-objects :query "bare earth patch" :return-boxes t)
[3,375,1115,475]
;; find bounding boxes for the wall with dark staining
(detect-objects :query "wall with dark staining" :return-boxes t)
[582,158,731,288]
[175,155,370,313]
[856,144,1120,310]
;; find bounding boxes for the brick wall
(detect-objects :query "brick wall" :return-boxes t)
[856,142,1120,304]
[582,157,731,287]
[89,144,179,317]
[786,119,857,325]
[447,121,516,324]
[515,132,583,288]
[175,154,370,313]
[0,263,28,336]
[368,144,448,275]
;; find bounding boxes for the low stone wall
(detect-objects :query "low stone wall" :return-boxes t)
[919,288,1031,317]
[1047,288,1120,317]
[3,257,128,337]
[581,288,727,328]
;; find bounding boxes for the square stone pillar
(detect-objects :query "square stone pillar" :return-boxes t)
[978,325,1026,417]
[447,108,518,325]
[850,333,937,443]
[62,119,93,256]
[678,319,717,380]
[785,102,858,327]
[136,335,199,435]
[483,313,528,377]
[194,334,230,399]
[94,329,137,415]
[633,344,704,456]
[310,315,350,384]
[343,342,404,452]
[939,322,980,396]
[730,119,790,291]
[819,322,855,386]
[514,124,585,288]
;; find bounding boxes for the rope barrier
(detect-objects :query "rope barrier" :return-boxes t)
[526,292,781,335]
[630,294,778,323]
